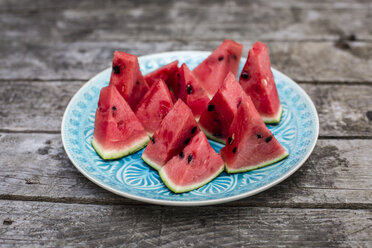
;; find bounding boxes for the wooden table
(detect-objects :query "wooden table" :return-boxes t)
[1,1,371,247]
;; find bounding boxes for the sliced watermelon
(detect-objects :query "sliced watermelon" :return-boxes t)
[159,132,224,193]
[144,60,179,88]
[135,79,174,136]
[198,72,247,144]
[109,51,149,110]
[193,39,243,98]
[92,85,150,160]
[141,99,200,170]
[220,96,288,173]
[239,42,282,124]
[174,63,210,120]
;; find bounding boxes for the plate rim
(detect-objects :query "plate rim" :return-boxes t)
[61,50,319,206]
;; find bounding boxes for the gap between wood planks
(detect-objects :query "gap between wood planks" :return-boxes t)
[0,196,371,209]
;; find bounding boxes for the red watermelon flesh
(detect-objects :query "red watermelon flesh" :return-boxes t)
[159,132,224,193]
[174,63,210,120]
[109,51,149,110]
[135,79,174,136]
[144,60,179,88]
[141,99,200,170]
[239,42,282,124]
[198,72,247,144]
[220,96,288,173]
[193,39,243,98]
[91,85,150,160]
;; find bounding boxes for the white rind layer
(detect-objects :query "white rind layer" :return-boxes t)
[262,105,283,124]
[199,125,226,144]
[141,152,163,171]
[92,135,149,160]
[159,163,224,193]
[225,150,289,174]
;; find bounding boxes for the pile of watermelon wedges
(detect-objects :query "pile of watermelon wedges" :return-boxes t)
[91,40,289,193]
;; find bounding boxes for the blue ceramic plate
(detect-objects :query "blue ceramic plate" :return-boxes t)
[61,51,319,206]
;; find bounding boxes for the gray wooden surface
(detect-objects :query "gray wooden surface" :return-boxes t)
[0,0,371,247]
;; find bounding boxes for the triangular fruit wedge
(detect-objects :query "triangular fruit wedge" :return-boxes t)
[135,79,174,136]
[193,39,243,98]
[142,99,200,170]
[144,60,179,88]
[109,51,149,110]
[92,85,150,160]
[174,63,210,120]
[198,72,247,144]
[159,132,224,193]
[144,60,179,102]
[220,96,288,173]
[239,42,282,124]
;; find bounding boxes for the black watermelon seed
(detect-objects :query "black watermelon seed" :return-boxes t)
[218,56,224,61]
[136,81,140,85]
[179,151,184,159]
[112,106,117,111]
[213,132,222,137]
[228,136,233,144]
[186,84,193,94]
[237,99,242,108]
[241,72,250,79]
[184,138,191,145]
[151,137,156,144]
[177,73,180,79]
[187,154,193,164]
[113,65,120,74]
[231,54,237,60]
[257,134,262,139]
[232,147,237,154]
[191,126,197,134]
[208,105,215,111]
[265,136,272,143]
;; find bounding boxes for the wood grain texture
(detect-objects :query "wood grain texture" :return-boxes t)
[1,81,371,137]
[1,0,371,42]
[1,41,371,83]
[0,200,371,247]
[1,0,371,246]
[0,133,371,207]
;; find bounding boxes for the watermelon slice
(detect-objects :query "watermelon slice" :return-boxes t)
[141,99,200,170]
[109,51,149,110]
[144,60,179,88]
[198,72,247,144]
[239,42,282,124]
[193,39,243,98]
[91,85,150,160]
[159,132,224,193]
[174,63,210,120]
[135,79,174,136]
[220,96,288,173]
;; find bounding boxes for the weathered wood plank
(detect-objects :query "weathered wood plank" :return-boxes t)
[1,0,371,11]
[1,81,371,137]
[0,133,371,207]
[0,200,371,247]
[1,41,371,83]
[1,0,371,42]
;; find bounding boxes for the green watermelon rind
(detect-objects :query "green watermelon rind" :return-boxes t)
[92,135,150,160]
[199,125,226,145]
[159,163,224,194]
[262,106,283,124]
[141,153,163,171]
[224,150,289,174]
